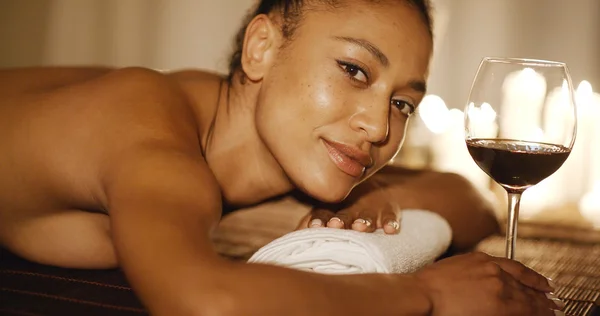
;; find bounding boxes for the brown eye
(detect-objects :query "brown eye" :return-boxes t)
[337,61,368,83]
[391,99,415,116]
[346,65,360,77]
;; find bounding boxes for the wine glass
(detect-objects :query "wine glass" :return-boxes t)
[464,57,577,259]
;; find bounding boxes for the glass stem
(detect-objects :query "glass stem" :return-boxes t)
[505,192,522,260]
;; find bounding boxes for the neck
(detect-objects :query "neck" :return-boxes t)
[201,75,294,207]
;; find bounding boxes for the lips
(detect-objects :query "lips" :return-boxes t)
[322,139,372,178]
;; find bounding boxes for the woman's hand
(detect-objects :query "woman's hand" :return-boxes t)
[414,252,565,316]
[296,177,402,234]
[297,166,500,250]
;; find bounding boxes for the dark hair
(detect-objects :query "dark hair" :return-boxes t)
[227,0,433,83]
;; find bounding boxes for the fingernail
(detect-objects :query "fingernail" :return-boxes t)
[328,217,343,224]
[553,310,565,316]
[386,220,400,230]
[548,278,557,290]
[353,218,371,227]
[309,219,323,228]
[546,293,565,309]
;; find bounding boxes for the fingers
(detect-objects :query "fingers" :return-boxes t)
[508,275,560,311]
[303,203,402,234]
[330,203,400,234]
[494,265,563,316]
[347,204,378,233]
[326,212,352,229]
[298,208,336,229]
[379,202,401,234]
[300,207,377,231]
[471,252,564,315]
[520,286,564,315]
[324,205,372,231]
[351,216,376,232]
[417,251,564,316]
[493,257,555,293]
[545,292,566,311]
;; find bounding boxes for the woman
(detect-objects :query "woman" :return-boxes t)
[0,0,562,315]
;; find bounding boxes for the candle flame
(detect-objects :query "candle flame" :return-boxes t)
[579,181,600,229]
[576,80,593,112]
[418,94,450,134]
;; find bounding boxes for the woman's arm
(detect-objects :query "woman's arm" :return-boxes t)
[105,146,432,316]
[105,144,553,316]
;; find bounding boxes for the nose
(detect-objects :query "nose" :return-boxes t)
[349,103,390,144]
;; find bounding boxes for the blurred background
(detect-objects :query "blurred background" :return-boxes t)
[1,0,599,227]
[2,0,598,108]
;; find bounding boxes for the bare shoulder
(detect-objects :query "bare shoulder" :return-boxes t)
[57,67,202,147]
[74,67,218,203]
[167,68,223,80]
[87,67,189,108]
[80,68,224,207]
[0,67,217,213]
[104,140,223,223]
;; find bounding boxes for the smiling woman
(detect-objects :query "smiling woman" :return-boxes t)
[0,0,561,315]
[220,0,433,204]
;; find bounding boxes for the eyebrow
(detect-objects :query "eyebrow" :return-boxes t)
[409,80,427,94]
[332,36,389,67]
[332,35,427,94]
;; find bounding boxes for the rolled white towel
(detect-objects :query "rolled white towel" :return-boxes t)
[248,210,452,274]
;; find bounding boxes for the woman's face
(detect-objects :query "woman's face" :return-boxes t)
[255,1,432,202]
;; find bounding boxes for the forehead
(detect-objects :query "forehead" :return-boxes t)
[290,1,432,73]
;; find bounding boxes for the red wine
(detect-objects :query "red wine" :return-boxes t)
[466,139,571,192]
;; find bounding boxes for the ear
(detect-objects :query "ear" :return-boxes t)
[241,14,281,82]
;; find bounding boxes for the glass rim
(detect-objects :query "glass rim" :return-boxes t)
[482,57,566,67]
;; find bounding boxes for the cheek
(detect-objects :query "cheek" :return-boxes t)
[272,76,348,131]
[375,119,409,164]
[278,52,350,117]
[296,66,349,121]
[255,69,345,146]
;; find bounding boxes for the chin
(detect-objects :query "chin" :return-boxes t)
[310,187,350,204]
[294,170,356,204]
